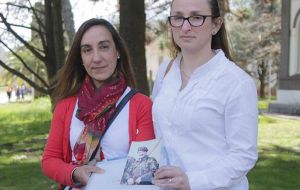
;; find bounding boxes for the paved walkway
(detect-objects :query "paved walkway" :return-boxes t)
[0,92,13,104]
[1,91,299,120]
[0,92,32,104]
[261,112,300,121]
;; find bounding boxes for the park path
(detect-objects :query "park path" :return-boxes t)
[0,92,10,104]
[0,91,19,104]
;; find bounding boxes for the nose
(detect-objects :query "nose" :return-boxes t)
[181,19,192,32]
[92,49,102,63]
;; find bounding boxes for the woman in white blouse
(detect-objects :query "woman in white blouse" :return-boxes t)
[152,0,258,189]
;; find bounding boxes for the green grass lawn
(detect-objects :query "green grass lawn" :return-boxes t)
[0,98,299,189]
[258,97,276,110]
[0,98,56,190]
[248,115,300,190]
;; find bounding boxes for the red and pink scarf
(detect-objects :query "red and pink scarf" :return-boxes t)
[73,73,127,165]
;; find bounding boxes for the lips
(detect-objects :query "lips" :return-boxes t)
[180,35,195,39]
[91,66,106,73]
[92,66,106,70]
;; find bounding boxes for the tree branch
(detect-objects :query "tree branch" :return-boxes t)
[6,22,45,34]
[28,0,46,29]
[5,2,44,15]
[0,40,49,88]
[0,60,50,95]
[0,13,45,62]
[27,0,47,51]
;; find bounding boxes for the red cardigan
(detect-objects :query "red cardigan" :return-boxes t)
[41,93,155,189]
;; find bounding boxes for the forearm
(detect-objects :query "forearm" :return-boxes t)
[42,155,76,186]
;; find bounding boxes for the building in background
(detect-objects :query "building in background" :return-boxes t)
[146,35,171,94]
[269,0,300,115]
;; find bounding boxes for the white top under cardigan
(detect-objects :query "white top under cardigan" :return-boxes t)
[152,50,258,190]
[70,87,131,161]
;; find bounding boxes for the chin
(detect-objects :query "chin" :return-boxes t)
[94,76,109,82]
[179,46,199,53]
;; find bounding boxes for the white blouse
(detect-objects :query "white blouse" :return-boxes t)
[70,87,131,161]
[152,50,258,190]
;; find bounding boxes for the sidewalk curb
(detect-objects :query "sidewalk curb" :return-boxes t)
[261,112,300,121]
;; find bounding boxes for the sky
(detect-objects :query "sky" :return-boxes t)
[0,0,118,40]
[71,0,118,30]
[0,0,169,42]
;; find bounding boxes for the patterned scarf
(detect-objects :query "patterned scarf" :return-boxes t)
[73,73,127,165]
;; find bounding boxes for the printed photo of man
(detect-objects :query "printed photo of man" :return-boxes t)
[121,146,159,185]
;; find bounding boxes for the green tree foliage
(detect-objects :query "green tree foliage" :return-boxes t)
[227,0,281,98]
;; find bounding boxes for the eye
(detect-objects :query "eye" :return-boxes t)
[173,16,183,21]
[99,44,109,49]
[81,47,92,54]
[192,16,204,20]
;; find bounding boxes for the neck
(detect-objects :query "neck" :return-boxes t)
[181,48,215,75]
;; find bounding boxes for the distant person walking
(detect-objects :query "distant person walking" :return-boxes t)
[6,86,13,102]
[15,86,20,100]
[21,84,26,100]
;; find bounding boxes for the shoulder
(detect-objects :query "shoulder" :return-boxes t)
[227,61,252,80]
[216,56,257,98]
[156,58,174,79]
[54,96,77,112]
[217,52,254,85]
[131,92,152,104]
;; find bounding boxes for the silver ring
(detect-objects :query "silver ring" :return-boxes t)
[169,178,173,182]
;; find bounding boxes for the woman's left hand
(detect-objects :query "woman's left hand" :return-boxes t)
[153,166,190,190]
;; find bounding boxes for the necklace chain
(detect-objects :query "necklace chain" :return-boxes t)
[180,59,191,78]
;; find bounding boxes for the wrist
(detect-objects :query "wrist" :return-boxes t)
[71,167,81,187]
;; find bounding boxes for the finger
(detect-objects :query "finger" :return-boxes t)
[154,178,173,185]
[156,176,185,190]
[85,165,105,174]
[90,166,105,173]
[154,179,177,189]
[154,168,177,180]
[154,167,170,177]
[155,165,180,174]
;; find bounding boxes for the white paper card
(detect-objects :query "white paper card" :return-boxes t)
[85,158,160,190]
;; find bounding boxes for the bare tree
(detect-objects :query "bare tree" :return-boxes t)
[62,0,75,46]
[0,0,74,97]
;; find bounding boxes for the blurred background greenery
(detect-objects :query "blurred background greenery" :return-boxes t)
[0,98,299,189]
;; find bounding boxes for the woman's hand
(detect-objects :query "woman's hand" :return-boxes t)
[153,166,190,190]
[72,165,104,186]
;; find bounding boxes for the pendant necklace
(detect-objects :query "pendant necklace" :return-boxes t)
[180,59,191,79]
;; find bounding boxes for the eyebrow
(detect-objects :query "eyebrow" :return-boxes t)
[80,40,111,48]
[172,11,208,15]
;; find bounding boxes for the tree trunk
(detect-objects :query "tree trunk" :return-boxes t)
[119,0,149,95]
[258,60,267,99]
[44,0,56,86]
[44,0,65,88]
[259,74,265,99]
[218,0,230,16]
[53,0,65,73]
[62,0,75,47]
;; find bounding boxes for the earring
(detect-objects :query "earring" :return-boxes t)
[117,54,120,59]
[212,31,216,35]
